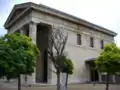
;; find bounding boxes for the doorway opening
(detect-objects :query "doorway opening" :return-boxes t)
[90,68,99,82]
[86,59,99,82]
[36,23,51,83]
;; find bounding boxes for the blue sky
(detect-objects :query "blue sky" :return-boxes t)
[0,0,120,46]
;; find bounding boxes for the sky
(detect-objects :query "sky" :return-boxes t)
[0,0,120,46]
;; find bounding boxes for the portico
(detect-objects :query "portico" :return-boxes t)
[19,22,53,84]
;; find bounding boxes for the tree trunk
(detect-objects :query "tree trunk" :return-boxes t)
[106,73,109,90]
[18,74,21,90]
[57,70,61,90]
[65,73,68,90]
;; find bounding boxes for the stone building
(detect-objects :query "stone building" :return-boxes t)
[4,2,117,84]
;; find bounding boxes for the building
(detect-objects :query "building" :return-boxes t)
[4,2,117,84]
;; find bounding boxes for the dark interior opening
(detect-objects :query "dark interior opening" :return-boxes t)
[86,60,99,82]
[43,49,48,82]
[90,69,99,81]
[36,23,50,83]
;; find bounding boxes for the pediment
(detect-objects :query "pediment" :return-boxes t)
[4,3,30,28]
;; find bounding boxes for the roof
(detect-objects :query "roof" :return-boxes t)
[4,2,117,36]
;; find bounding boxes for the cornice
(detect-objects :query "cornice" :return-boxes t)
[4,2,117,36]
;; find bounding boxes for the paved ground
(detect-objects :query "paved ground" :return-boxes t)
[0,84,120,90]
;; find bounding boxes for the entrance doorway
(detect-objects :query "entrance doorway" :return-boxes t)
[90,68,99,82]
[86,59,99,82]
[36,23,51,83]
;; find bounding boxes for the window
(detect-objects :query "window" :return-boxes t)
[77,34,81,45]
[90,37,94,47]
[100,40,104,49]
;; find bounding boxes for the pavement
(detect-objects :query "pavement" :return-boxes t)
[0,83,120,90]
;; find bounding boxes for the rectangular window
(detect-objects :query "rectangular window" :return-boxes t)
[77,34,81,45]
[100,40,104,49]
[90,37,94,47]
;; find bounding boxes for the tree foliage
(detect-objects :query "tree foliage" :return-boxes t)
[62,56,74,74]
[95,44,120,90]
[0,33,40,90]
[96,44,120,74]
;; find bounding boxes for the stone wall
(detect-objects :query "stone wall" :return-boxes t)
[30,10,114,84]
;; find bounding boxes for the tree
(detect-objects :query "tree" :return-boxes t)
[95,44,120,90]
[48,28,68,90]
[0,33,40,90]
[61,56,74,90]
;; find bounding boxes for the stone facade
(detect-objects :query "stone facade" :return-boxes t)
[4,2,117,84]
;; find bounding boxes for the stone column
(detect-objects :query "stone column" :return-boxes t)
[27,22,37,84]
[112,75,116,83]
[47,26,53,84]
[99,72,102,82]
[29,22,37,44]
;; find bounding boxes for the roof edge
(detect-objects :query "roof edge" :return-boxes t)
[4,2,117,36]
[30,2,117,36]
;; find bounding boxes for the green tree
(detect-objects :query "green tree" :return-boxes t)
[0,33,40,90]
[95,44,120,90]
[62,56,74,90]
